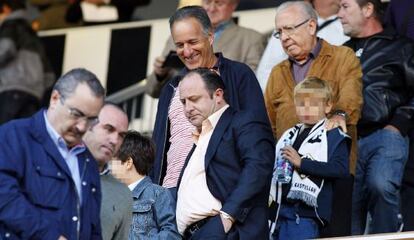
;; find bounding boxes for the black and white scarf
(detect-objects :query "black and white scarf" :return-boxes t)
[272,118,328,207]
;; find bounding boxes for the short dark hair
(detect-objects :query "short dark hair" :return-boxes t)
[117,130,154,176]
[0,0,25,10]
[53,68,106,101]
[356,0,384,22]
[169,5,212,36]
[183,68,226,99]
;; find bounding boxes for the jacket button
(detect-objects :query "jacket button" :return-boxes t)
[72,216,78,222]
[91,187,96,193]
[82,181,87,186]
[86,158,90,162]
[5,232,10,238]
[57,172,62,177]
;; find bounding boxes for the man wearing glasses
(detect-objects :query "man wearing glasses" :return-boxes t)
[264,1,362,237]
[0,68,105,239]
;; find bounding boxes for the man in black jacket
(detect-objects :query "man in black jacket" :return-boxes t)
[338,0,414,235]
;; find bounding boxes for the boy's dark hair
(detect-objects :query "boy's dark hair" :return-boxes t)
[117,130,155,176]
[0,0,25,11]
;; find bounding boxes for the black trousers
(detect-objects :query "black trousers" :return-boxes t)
[0,90,39,125]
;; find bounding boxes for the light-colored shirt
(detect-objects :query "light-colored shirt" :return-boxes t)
[44,111,85,202]
[176,105,229,234]
[163,87,196,188]
[128,177,144,191]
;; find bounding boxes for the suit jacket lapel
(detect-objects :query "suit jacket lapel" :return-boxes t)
[204,108,233,168]
[29,110,72,177]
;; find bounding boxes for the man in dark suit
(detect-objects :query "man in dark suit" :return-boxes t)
[176,68,275,239]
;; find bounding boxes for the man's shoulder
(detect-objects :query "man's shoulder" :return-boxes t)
[220,55,254,73]
[320,40,355,58]
[101,174,132,202]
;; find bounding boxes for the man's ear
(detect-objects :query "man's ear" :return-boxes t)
[308,18,318,36]
[215,88,225,104]
[362,2,375,18]
[126,157,134,170]
[49,90,60,110]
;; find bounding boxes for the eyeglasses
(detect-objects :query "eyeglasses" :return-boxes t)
[273,18,310,39]
[60,97,99,127]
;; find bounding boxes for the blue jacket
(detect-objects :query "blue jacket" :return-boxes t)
[150,53,269,185]
[178,108,275,240]
[0,110,102,240]
[129,176,180,240]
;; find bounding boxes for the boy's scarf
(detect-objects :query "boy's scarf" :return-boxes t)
[274,118,328,207]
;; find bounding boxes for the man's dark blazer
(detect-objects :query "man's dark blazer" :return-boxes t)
[178,107,275,240]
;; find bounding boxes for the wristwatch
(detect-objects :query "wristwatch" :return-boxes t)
[333,110,348,120]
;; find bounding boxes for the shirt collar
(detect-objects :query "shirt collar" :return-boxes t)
[100,164,110,176]
[192,104,229,143]
[288,38,323,65]
[43,110,86,151]
[128,177,145,191]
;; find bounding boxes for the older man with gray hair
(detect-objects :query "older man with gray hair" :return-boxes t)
[264,1,363,237]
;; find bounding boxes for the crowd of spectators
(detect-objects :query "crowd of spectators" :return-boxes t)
[0,0,413,239]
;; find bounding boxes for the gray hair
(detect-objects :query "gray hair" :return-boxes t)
[53,68,106,100]
[275,1,318,22]
[169,5,212,37]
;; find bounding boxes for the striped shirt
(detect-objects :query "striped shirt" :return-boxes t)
[162,87,196,188]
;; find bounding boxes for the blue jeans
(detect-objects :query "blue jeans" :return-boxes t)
[273,205,319,240]
[352,129,409,234]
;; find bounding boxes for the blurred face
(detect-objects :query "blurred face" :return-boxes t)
[202,0,237,28]
[171,18,215,70]
[338,0,366,37]
[83,105,128,167]
[111,158,130,185]
[48,83,103,148]
[275,6,317,62]
[179,73,223,129]
[295,91,332,126]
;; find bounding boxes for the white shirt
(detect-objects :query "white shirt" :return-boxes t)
[176,105,229,234]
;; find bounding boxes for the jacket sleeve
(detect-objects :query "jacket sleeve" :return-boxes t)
[300,131,350,178]
[145,37,178,98]
[0,22,18,67]
[221,113,275,223]
[151,188,181,239]
[264,67,278,138]
[0,129,61,240]
[389,43,414,136]
[335,47,363,126]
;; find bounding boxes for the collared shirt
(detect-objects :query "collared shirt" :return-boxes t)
[289,39,322,84]
[176,105,229,234]
[214,20,232,41]
[128,177,145,191]
[44,111,86,202]
[163,87,196,188]
[100,164,110,176]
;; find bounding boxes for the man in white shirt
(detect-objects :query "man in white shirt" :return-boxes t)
[176,68,275,239]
